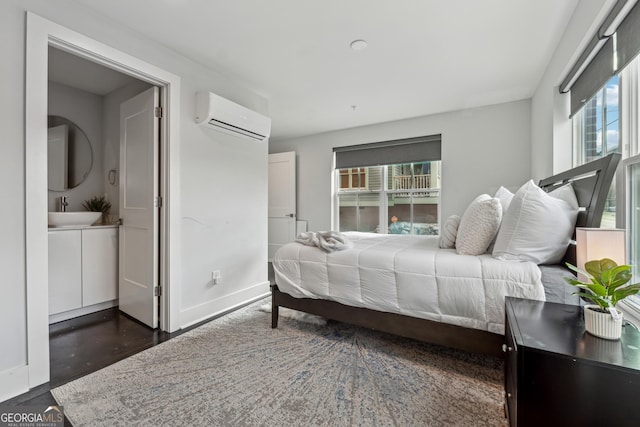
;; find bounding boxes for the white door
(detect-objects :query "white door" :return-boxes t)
[268,151,297,260]
[119,87,159,328]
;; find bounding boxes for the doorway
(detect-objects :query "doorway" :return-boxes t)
[25,13,182,389]
[47,46,160,328]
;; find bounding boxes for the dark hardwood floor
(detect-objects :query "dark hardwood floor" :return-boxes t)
[3,309,173,425]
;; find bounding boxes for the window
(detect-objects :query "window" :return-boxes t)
[336,162,441,235]
[333,135,442,236]
[573,75,620,164]
[624,155,640,312]
[572,60,640,310]
[573,75,620,228]
[338,168,367,190]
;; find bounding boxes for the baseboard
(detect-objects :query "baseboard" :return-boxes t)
[49,300,118,324]
[0,365,29,403]
[179,281,270,328]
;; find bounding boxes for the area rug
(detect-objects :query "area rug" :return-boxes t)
[52,299,507,426]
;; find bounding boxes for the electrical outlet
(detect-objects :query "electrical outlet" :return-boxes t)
[212,270,221,285]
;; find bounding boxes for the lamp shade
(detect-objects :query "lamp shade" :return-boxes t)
[575,228,626,281]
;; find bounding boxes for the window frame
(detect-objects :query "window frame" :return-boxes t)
[572,57,640,316]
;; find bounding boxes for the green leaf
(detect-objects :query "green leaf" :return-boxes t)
[572,292,608,309]
[602,265,631,287]
[614,286,640,300]
[583,282,608,296]
[565,263,592,280]
[585,258,618,282]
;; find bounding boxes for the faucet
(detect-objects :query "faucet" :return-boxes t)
[60,196,68,212]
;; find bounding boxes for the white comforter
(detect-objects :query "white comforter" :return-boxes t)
[273,232,545,334]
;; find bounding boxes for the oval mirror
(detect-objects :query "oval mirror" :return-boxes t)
[47,115,93,191]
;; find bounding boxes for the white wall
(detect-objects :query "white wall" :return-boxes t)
[531,0,616,180]
[48,82,104,212]
[1,0,269,402]
[270,100,532,231]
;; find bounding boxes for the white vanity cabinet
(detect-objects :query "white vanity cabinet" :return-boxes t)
[48,226,118,322]
[48,229,83,314]
[82,228,118,306]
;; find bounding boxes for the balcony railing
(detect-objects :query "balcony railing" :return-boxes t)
[393,174,433,190]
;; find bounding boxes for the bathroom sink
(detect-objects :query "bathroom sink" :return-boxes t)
[48,212,102,227]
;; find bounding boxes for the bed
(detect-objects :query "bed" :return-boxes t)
[271,153,621,356]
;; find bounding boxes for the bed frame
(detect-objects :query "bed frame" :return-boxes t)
[271,153,621,357]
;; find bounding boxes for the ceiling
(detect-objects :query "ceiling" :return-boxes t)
[49,47,139,95]
[67,0,580,141]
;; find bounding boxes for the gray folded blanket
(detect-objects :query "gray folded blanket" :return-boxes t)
[295,231,353,252]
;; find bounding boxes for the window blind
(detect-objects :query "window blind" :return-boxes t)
[569,38,614,116]
[333,134,441,169]
[616,1,640,72]
[561,0,640,117]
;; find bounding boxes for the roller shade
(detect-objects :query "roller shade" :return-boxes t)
[617,1,640,72]
[570,38,614,116]
[561,0,640,117]
[334,134,441,169]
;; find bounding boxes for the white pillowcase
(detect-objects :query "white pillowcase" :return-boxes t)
[494,186,514,213]
[456,194,503,256]
[492,180,579,264]
[439,215,461,249]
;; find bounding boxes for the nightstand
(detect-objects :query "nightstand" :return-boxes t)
[504,297,640,427]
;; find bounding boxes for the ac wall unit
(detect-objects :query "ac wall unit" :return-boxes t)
[195,91,271,141]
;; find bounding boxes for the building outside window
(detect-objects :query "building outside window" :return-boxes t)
[573,75,620,228]
[338,168,367,190]
[336,162,441,235]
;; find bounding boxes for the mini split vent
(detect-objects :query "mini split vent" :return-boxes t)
[195,91,271,141]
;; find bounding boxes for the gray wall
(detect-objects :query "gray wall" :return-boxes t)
[531,0,614,179]
[270,100,532,231]
[47,82,104,212]
[1,0,269,400]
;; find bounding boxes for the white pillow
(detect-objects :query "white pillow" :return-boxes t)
[494,186,514,213]
[492,180,579,264]
[439,215,461,249]
[456,195,502,256]
[486,186,515,253]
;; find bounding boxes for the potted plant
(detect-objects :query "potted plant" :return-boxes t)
[82,196,112,225]
[565,258,640,340]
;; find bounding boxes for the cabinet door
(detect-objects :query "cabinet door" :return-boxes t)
[82,228,118,306]
[48,230,82,314]
[504,317,518,426]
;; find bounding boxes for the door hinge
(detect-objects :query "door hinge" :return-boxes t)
[154,196,163,208]
[154,286,161,297]
[154,106,163,118]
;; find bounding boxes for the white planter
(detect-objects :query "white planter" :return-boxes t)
[583,304,623,340]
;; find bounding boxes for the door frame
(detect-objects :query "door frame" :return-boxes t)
[25,12,182,388]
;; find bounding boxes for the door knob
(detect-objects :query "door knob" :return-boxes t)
[286,213,295,218]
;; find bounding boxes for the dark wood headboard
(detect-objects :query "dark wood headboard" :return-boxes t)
[538,153,621,266]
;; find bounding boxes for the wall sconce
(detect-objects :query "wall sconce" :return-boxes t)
[575,227,626,281]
